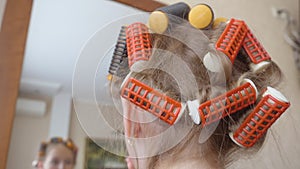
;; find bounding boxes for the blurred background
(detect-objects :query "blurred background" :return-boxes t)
[0,0,299,169]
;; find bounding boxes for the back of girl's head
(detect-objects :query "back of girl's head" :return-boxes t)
[107,4,290,169]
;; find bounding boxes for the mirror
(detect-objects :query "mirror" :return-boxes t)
[6,1,142,169]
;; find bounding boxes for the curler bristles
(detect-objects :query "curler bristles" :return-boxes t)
[108,26,127,76]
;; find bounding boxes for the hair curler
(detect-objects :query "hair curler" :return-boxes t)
[188,4,214,30]
[38,142,47,157]
[213,17,229,29]
[108,26,127,76]
[203,52,223,72]
[242,27,271,72]
[230,86,290,147]
[198,79,258,127]
[121,77,185,125]
[202,51,233,81]
[156,2,190,20]
[126,23,152,70]
[216,19,248,63]
[148,2,190,33]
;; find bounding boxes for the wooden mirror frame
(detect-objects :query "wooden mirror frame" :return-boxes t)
[114,0,166,12]
[0,1,164,168]
[0,0,33,168]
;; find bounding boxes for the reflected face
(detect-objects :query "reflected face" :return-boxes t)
[40,144,75,169]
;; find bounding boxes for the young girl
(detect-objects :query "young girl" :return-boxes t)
[32,137,77,169]
[106,2,291,169]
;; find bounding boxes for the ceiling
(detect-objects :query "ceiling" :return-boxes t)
[20,0,141,100]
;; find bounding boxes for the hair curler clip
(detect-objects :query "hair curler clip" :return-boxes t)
[126,23,152,71]
[38,142,47,157]
[230,86,290,148]
[49,137,78,153]
[198,79,258,127]
[203,52,222,73]
[108,26,127,77]
[243,27,271,72]
[187,99,201,124]
[149,2,190,34]
[216,19,248,63]
[121,77,185,125]
[189,4,214,30]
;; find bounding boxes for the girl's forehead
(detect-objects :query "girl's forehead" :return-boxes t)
[46,144,74,158]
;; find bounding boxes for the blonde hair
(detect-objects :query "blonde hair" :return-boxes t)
[110,21,283,168]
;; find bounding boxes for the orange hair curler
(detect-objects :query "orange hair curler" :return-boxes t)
[198,79,257,127]
[215,19,248,63]
[230,87,290,148]
[126,23,152,69]
[242,27,271,72]
[121,77,184,125]
[243,29,271,64]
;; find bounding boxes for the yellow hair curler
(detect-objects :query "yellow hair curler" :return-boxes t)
[189,4,214,29]
[149,2,190,34]
[213,17,228,29]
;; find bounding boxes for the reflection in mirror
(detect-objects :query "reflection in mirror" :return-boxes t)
[6,1,141,169]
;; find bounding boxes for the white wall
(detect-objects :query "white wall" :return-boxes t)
[6,96,51,169]
[7,102,89,169]
[7,1,141,169]
[69,106,87,169]
[70,99,127,169]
